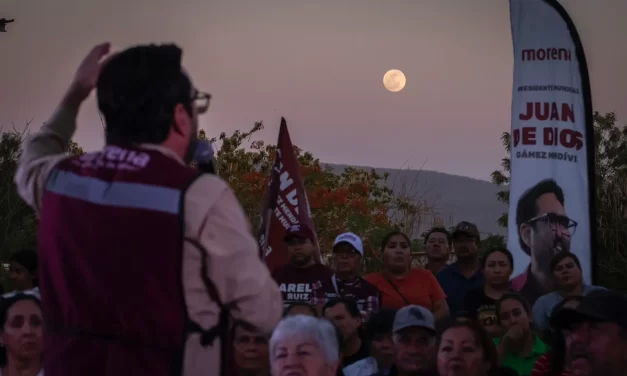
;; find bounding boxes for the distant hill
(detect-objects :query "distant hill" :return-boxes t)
[325,164,508,239]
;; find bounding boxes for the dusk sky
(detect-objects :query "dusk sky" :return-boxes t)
[1,0,625,180]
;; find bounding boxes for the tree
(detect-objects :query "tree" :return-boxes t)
[200,122,436,271]
[490,112,627,290]
[490,133,511,228]
[1,122,436,273]
[596,174,627,290]
[0,124,84,259]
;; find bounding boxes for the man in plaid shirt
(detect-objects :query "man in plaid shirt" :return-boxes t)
[311,232,380,321]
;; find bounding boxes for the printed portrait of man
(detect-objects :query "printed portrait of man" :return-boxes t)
[511,179,578,306]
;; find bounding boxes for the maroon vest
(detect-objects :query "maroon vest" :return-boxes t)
[38,145,200,376]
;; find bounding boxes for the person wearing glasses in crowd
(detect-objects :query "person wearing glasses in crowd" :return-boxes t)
[512,179,577,306]
[311,232,380,321]
[14,43,282,376]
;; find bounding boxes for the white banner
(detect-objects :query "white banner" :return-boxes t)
[508,0,594,305]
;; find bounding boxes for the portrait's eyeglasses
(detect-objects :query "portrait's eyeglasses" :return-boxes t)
[192,91,212,114]
[527,213,578,236]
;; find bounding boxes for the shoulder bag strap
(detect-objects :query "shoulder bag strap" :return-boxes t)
[382,273,411,306]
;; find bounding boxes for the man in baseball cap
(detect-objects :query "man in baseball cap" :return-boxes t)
[272,224,333,308]
[437,221,485,317]
[385,305,437,375]
[550,289,627,376]
[311,232,380,322]
[283,224,315,243]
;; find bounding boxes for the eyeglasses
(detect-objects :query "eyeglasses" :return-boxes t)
[527,213,578,236]
[192,91,211,114]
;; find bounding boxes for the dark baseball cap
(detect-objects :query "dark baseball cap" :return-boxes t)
[283,224,315,242]
[451,221,480,239]
[550,289,627,330]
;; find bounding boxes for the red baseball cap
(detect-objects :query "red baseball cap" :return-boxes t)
[283,224,315,242]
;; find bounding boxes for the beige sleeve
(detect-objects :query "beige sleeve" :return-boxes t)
[184,175,283,335]
[14,107,77,216]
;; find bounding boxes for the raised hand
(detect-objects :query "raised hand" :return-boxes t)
[68,43,111,102]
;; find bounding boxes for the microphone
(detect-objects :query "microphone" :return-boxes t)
[194,139,217,175]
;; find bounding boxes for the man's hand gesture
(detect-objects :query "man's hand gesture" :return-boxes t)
[67,43,111,103]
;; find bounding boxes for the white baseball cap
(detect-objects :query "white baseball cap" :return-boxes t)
[333,232,364,256]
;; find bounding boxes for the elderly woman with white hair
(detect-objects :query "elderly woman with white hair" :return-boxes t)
[269,314,341,376]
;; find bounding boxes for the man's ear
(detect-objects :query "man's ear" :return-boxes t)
[519,223,532,250]
[172,103,191,137]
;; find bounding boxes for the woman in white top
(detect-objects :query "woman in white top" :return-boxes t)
[0,293,43,376]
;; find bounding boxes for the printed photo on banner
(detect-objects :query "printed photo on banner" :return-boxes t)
[508,0,594,306]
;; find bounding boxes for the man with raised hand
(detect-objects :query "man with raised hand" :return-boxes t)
[14,43,282,376]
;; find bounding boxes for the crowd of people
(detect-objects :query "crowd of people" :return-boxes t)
[258,222,627,376]
[3,42,626,376]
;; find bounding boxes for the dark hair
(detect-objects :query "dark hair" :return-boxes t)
[283,303,318,317]
[363,309,396,342]
[97,44,193,145]
[515,179,565,253]
[380,231,411,252]
[230,320,264,341]
[9,250,38,273]
[438,320,500,376]
[496,292,531,324]
[481,247,514,270]
[323,298,361,319]
[0,294,42,366]
[423,227,452,247]
[9,250,38,287]
[549,252,581,273]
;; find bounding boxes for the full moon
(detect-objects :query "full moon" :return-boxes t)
[383,69,406,92]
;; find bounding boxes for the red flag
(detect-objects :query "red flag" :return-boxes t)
[258,117,321,271]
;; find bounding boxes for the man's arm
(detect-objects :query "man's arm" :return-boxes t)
[14,94,82,215]
[190,180,283,335]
